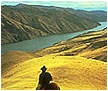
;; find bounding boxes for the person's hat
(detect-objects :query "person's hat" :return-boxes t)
[41,66,47,71]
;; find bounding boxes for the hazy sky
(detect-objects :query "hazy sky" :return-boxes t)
[1,1,107,11]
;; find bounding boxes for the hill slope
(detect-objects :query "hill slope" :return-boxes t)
[15,4,107,22]
[2,4,106,45]
[33,28,107,62]
[1,28,107,90]
[1,55,107,90]
[1,51,35,76]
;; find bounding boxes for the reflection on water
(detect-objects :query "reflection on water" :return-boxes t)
[1,22,107,54]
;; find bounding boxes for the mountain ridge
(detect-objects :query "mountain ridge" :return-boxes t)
[1,4,106,45]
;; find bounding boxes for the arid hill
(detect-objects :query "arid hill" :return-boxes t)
[1,28,107,90]
[1,55,107,90]
[1,4,107,45]
[33,28,107,62]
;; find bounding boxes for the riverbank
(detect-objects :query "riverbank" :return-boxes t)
[2,4,107,45]
[1,22,107,54]
[33,28,107,62]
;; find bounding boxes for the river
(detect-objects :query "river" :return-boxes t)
[1,22,107,54]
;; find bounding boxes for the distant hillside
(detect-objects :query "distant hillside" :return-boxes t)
[2,4,107,45]
[15,4,107,22]
[65,9,107,22]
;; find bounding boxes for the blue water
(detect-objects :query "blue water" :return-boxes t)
[1,22,107,54]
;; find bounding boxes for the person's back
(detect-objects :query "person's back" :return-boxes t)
[36,66,52,90]
[39,72,52,86]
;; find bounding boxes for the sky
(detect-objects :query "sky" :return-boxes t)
[1,1,107,11]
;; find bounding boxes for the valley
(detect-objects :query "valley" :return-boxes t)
[1,4,107,45]
[1,2,107,90]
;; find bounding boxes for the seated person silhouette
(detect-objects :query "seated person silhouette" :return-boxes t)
[36,66,52,90]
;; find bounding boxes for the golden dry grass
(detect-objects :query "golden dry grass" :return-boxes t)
[1,28,107,90]
[1,51,35,77]
[33,29,107,62]
[1,55,107,90]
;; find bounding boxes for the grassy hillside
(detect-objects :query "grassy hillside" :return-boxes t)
[1,55,107,90]
[33,28,107,62]
[1,51,36,76]
[2,4,105,45]
[1,28,107,90]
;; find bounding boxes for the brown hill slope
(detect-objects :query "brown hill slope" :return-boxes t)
[1,4,101,45]
[1,14,47,44]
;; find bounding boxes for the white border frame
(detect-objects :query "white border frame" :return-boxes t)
[0,0,107,91]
